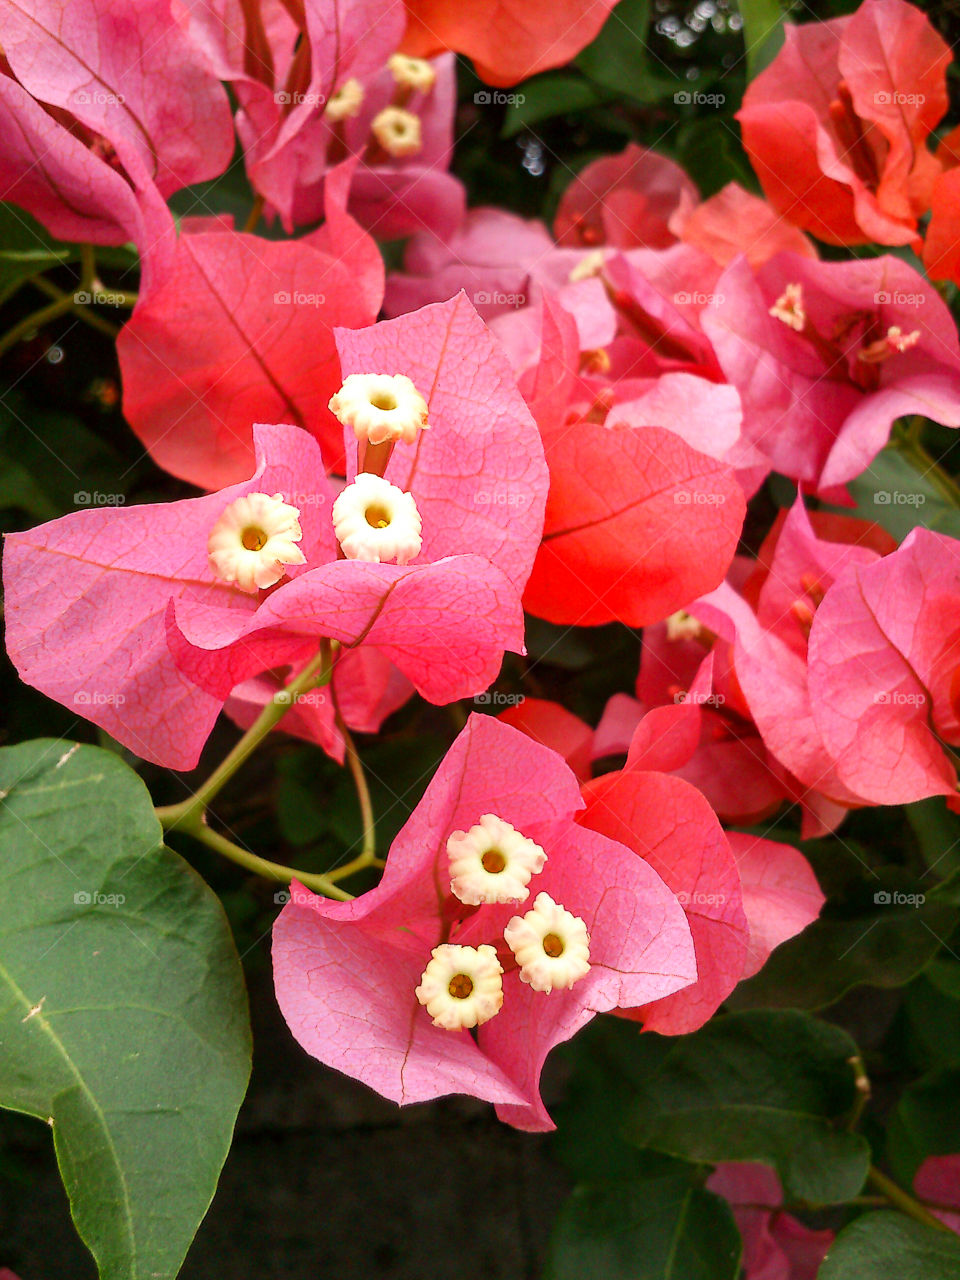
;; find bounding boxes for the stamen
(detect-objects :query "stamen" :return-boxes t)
[370,106,422,158]
[388,54,436,92]
[325,78,364,122]
[769,283,806,332]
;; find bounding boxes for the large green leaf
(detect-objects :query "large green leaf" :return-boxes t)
[0,739,251,1280]
[0,202,78,297]
[544,1158,741,1280]
[576,0,684,104]
[845,444,960,542]
[887,1067,960,1185]
[625,1011,870,1203]
[819,1211,960,1279]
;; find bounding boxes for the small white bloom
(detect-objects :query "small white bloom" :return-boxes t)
[416,943,504,1030]
[331,473,422,564]
[768,282,806,332]
[665,610,702,643]
[208,491,306,593]
[388,53,436,92]
[504,892,590,993]
[447,813,547,905]
[325,77,364,122]
[328,372,429,446]
[370,105,422,157]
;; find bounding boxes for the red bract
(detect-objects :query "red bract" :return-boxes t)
[707,1163,834,1279]
[808,528,960,805]
[0,0,233,240]
[116,163,383,488]
[703,252,960,496]
[496,697,594,784]
[554,143,697,249]
[670,181,817,269]
[515,295,746,627]
[401,0,619,86]
[5,296,548,768]
[579,768,749,1034]
[272,715,697,1130]
[737,0,950,247]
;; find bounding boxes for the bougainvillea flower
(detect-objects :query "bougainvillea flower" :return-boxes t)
[807,528,960,805]
[553,144,697,249]
[0,0,233,240]
[116,163,384,488]
[513,293,745,627]
[737,0,950,247]
[401,0,620,86]
[594,642,791,826]
[706,1163,834,1278]
[727,832,824,979]
[669,181,817,269]
[579,767,749,1034]
[924,165,960,285]
[691,498,894,831]
[914,1155,960,1234]
[703,252,960,495]
[179,0,461,234]
[5,295,548,768]
[272,714,697,1129]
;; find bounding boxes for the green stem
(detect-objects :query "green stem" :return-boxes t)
[845,1054,871,1131]
[157,643,333,831]
[179,820,352,901]
[29,276,122,338]
[0,293,78,359]
[868,1166,952,1232]
[326,716,378,883]
[243,193,265,234]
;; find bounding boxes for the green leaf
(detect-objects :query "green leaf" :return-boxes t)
[0,739,251,1280]
[577,0,684,104]
[844,444,960,542]
[544,1161,741,1280]
[737,0,786,79]
[819,1211,960,1279]
[625,1011,870,1203]
[502,74,605,137]
[888,1067,960,1185]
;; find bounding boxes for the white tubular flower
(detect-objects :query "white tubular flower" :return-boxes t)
[665,609,702,643]
[208,491,306,593]
[388,53,436,92]
[504,893,590,993]
[447,813,547,905]
[331,473,422,564]
[416,944,504,1030]
[568,249,607,282]
[371,106,422,157]
[768,282,806,332]
[325,77,364,122]
[328,372,429,446]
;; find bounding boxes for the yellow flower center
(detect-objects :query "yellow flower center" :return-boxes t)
[448,974,474,999]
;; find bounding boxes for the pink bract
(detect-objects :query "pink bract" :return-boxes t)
[5,296,548,768]
[808,527,960,804]
[707,1163,834,1279]
[272,714,697,1130]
